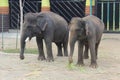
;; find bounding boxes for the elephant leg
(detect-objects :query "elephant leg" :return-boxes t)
[77,41,84,66]
[69,39,76,64]
[95,41,100,59]
[56,42,63,56]
[44,38,54,62]
[84,44,89,59]
[63,41,68,56]
[36,37,45,60]
[89,39,98,68]
[63,32,68,56]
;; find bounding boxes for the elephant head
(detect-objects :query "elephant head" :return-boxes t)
[69,17,89,63]
[20,12,47,60]
[69,17,89,40]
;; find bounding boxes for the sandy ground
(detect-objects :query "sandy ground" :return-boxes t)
[0,33,120,80]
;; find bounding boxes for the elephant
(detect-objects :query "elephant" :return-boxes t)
[69,15,104,68]
[20,11,69,61]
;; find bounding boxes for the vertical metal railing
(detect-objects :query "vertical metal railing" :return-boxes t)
[90,0,92,15]
[107,1,109,31]
[119,2,120,31]
[113,2,115,31]
[101,2,104,22]
[97,1,120,32]
[1,14,4,49]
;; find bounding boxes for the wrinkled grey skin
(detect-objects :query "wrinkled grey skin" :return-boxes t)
[69,15,104,68]
[20,12,69,61]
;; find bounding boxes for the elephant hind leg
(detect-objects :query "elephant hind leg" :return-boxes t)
[63,32,68,56]
[55,42,63,56]
[63,41,68,56]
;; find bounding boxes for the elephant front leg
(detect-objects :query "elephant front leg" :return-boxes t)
[84,44,89,59]
[45,39,54,62]
[36,37,46,61]
[69,37,76,64]
[77,41,84,66]
[89,39,98,68]
[95,42,100,59]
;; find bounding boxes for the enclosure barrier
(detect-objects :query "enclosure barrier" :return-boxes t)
[96,0,120,32]
[50,0,86,22]
[1,0,120,50]
[0,0,9,32]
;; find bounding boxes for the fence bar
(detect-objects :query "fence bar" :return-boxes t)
[119,3,120,31]
[101,2,104,21]
[107,2,110,31]
[90,0,92,15]
[1,14,4,50]
[113,2,115,31]
[16,15,19,49]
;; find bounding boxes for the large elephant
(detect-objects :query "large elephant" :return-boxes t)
[69,15,104,68]
[20,12,69,61]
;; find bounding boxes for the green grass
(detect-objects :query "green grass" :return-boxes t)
[67,63,77,70]
[67,63,86,72]
[3,48,38,54]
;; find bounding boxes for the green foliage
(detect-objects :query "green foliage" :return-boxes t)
[67,63,77,70]
[67,63,86,72]
[3,48,38,54]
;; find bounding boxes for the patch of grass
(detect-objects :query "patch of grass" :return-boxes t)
[67,63,77,70]
[67,63,86,72]
[3,48,38,54]
[79,66,86,73]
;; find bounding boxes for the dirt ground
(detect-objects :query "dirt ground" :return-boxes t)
[0,33,120,80]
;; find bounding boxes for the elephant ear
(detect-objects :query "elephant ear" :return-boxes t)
[37,16,48,31]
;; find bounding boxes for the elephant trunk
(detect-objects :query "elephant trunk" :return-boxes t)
[69,32,77,64]
[20,32,28,60]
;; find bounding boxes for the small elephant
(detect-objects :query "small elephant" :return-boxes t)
[69,15,104,68]
[20,12,69,61]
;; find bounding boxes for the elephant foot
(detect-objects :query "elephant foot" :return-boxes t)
[76,62,85,67]
[38,56,46,61]
[69,56,73,64]
[46,57,54,62]
[57,53,63,56]
[20,55,24,60]
[84,56,89,59]
[89,63,98,68]
[64,53,68,56]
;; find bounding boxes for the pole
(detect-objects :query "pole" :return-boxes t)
[19,0,23,35]
[1,14,4,50]
[16,15,19,49]
[90,0,92,15]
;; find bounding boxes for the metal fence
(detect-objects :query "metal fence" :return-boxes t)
[1,0,120,50]
[50,0,86,22]
[0,0,86,50]
[9,0,41,29]
[96,0,120,32]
